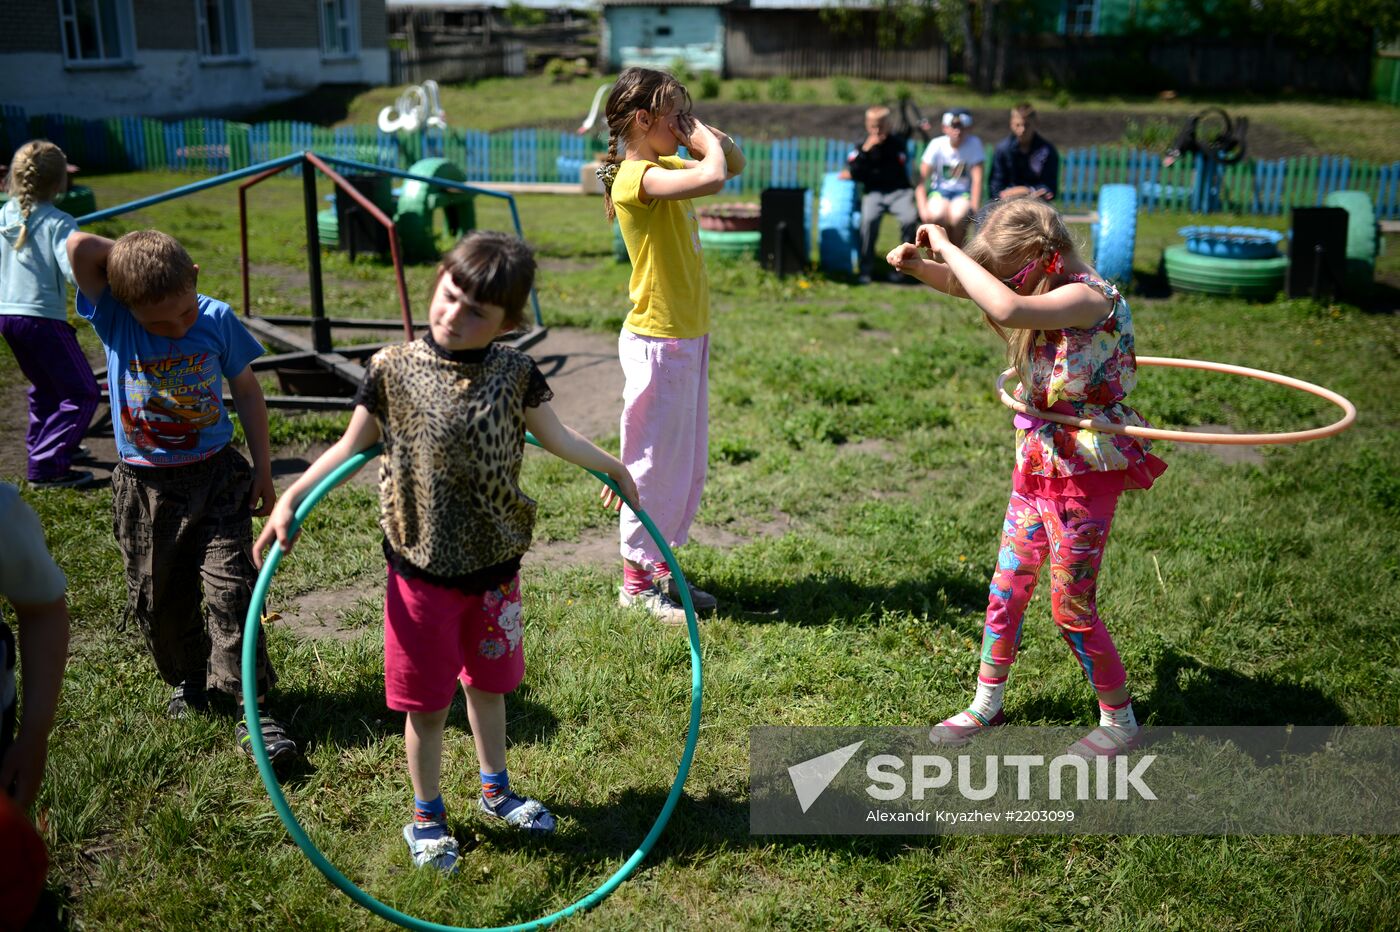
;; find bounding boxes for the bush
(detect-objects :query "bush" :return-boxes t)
[504,1,546,26]
[669,57,693,85]
[893,82,913,103]
[834,77,858,103]
[1122,117,1177,153]
[543,57,574,83]
[767,75,793,101]
[733,80,760,101]
[698,71,722,100]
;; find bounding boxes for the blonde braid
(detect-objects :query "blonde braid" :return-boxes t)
[602,131,622,222]
[7,140,68,251]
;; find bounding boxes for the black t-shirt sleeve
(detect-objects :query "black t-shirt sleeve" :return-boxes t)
[523,359,554,408]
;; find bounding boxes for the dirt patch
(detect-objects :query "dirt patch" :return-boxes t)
[526,326,622,440]
[1189,424,1267,465]
[269,584,383,642]
[839,437,895,461]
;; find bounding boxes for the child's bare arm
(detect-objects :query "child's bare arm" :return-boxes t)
[67,232,113,304]
[918,224,1110,330]
[228,367,276,517]
[640,120,727,202]
[707,124,747,178]
[525,402,640,510]
[253,405,381,565]
[886,243,956,293]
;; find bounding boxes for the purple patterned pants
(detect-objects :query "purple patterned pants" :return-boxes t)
[0,315,100,481]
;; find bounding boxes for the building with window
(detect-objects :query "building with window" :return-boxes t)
[1,1,388,119]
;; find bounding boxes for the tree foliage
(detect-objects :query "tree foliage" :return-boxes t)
[1126,0,1400,52]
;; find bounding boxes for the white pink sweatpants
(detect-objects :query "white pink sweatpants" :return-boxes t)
[618,330,709,568]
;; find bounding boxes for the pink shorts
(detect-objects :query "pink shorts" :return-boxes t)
[383,567,526,712]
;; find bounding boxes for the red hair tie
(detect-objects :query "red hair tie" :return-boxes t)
[1044,251,1064,275]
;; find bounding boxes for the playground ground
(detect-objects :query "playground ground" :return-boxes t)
[3,156,1400,928]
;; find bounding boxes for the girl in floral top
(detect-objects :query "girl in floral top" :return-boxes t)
[887,198,1166,758]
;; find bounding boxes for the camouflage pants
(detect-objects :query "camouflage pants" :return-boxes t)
[111,446,275,696]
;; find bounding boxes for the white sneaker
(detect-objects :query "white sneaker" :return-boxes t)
[655,572,718,613]
[618,585,689,625]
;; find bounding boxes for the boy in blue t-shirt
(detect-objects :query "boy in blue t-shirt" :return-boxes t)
[67,230,297,762]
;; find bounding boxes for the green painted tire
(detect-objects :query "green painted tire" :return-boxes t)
[1322,190,1377,296]
[698,229,760,260]
[54,185,97,218]
[317,207,339,249]
[396,157,476,264]
[1163,244,1287,298]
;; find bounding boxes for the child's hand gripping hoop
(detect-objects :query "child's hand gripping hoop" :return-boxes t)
[241,436,703,932]
[996,356,1356,444]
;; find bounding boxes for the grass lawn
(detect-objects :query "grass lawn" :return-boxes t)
[4,169,1399,930]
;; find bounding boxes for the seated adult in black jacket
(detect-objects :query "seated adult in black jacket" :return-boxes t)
[841,106,918,283]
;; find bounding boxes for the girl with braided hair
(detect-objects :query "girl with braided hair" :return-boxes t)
[887,198,1166,758]
[599,67,746,623]
[1,140,100,488]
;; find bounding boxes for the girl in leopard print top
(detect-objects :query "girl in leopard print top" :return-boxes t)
[257,232,638,873]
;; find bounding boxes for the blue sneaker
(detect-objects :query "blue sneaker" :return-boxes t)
[402,821,460,874]
[478,792,557,834]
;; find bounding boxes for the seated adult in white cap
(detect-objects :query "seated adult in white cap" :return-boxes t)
[915,108,985,247]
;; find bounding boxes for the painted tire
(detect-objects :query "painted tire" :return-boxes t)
[1163,244,1287,298]
[316,207,339,249]
[1093,184,1137,287]
[396,157,476,264]
[817,172,859,276]
[1322,190,1378,296]
[699,229,760,260]
[54,184,97,218]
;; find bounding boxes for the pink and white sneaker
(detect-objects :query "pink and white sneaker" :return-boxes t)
[1068,725,1141,759]
[928,708,1006,747]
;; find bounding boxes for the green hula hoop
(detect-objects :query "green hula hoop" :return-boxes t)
[242,434,703,931]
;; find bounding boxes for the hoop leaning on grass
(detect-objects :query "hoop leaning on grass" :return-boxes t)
[996,356,1356,445]
[241,436,703,932]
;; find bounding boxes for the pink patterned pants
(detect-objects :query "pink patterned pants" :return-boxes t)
[981,488,1127,691]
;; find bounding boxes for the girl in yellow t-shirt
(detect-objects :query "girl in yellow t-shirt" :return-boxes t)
[597,67,746,623]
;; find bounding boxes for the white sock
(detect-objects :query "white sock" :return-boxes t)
[1099,698,1138,733]
[968,674,1008,721]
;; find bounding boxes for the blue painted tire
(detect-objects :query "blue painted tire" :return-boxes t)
[817,172,859,276]
[1093,184,1138,287]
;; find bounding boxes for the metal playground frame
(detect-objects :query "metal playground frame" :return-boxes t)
[77,152,546,410]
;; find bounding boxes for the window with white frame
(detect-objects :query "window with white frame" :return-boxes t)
[196,0,252,61]
[58,0,135,65]
[1064,0,1099,35]
[319,0,359,58]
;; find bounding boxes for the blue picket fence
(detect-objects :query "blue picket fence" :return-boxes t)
[3,107,1398,219]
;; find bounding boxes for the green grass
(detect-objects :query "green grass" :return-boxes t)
[5,171,1400,930]
[322,73,1400,161]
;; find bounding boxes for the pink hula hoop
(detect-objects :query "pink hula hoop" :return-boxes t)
[995,356,1357,445]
